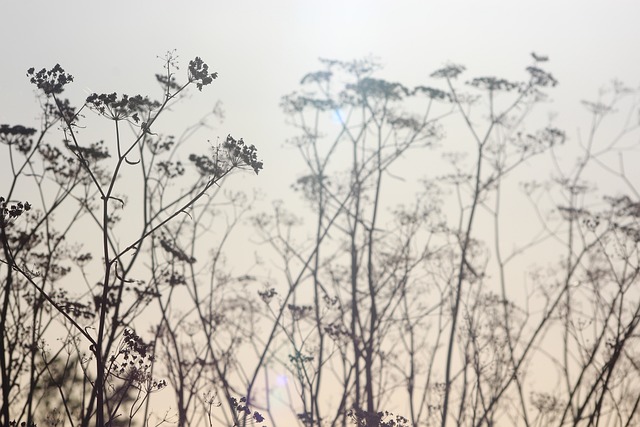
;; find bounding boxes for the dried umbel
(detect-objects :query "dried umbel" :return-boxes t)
[188,56,218,91]
[0,198,32,228]
[85,92,161,123]
[0,124,37,154]
[27,64,74,95]
[189,134,263,178]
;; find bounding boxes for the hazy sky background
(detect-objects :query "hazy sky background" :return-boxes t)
[2,0,639,193]
[2,0,639,299]
[2,1,640,424]
[2,0,639,264]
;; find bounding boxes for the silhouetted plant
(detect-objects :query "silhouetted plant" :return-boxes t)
[1,51,261,427]
[3,51,639,427]
[246,55,640,427]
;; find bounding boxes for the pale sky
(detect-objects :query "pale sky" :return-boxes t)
[2,0,635,255]
[2,1,640,425]
[2,0,639,186]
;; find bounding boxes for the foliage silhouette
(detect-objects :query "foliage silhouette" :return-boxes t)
[2,51,640,427]
[1,52,262,427]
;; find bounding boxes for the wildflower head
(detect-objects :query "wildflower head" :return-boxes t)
[27,64,73,95]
